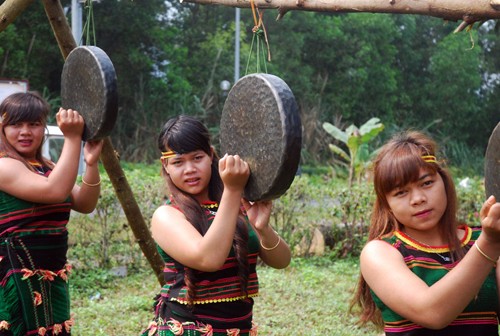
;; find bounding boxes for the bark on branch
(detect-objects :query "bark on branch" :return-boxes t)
[0,0,34,33]
[180,0,500,23]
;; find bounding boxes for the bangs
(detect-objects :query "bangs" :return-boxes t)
[1,92,49,125]
[5,108,45,125]
[166,125,211,155]
[375,149,438,195]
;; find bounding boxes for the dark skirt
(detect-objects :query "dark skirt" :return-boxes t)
[140,296,258,336]
[0,235,73,336]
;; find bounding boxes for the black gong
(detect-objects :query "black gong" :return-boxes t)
[61,46,118,141]
[220,73,302,201]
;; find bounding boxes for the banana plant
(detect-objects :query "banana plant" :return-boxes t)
[323,117,384,188]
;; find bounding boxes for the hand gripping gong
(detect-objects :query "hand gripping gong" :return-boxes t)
[61,46,118,141]
[220,74,302,201]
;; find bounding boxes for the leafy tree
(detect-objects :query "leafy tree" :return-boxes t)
[1,4,496,171]
[423,31,484,147]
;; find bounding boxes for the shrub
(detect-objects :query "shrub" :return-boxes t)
[68,163,165,271]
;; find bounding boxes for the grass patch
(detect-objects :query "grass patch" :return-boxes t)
[69,258,379,335]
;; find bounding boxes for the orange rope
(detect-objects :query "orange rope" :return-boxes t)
[249,0,271,62]
[250,0,259,28]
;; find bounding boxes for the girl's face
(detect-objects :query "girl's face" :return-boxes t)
[385,168,447,240]
[163,149,213,202]
[4,121,45,160]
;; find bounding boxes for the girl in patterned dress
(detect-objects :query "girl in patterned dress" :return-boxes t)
[352,130,500,336]
[141,115,291,336]
[0,92,103,336]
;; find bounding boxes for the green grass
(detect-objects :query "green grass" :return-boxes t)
[69,258,379,336]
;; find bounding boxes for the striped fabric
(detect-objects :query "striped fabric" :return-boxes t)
[0,160,74,336]
[141,203,260,336]
[372,225,499,336]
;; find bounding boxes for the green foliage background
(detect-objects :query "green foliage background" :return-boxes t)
[1,5,496,332]
[1,2,498,172]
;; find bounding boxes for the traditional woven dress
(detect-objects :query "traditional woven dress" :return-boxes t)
[372,225,499,336]
[0,158,74,336]
[141,202,260,336]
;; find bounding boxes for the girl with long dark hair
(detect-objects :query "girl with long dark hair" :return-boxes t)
[352,130,500,335]
[141,115,291,336]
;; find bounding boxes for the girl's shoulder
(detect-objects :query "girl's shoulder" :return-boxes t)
[361,237,399,257]
[154,203,182,217]
[360,238,406,272]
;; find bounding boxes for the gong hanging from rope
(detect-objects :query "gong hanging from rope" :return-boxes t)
[61,46,118,141]
[485,121,500,201]
[220,73,302,201]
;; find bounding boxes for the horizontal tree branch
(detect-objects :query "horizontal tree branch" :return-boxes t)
[180,0,500,22]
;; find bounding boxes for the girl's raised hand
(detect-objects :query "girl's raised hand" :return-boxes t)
[56,108,84,139]
[218,154,250,193]
[480,196,500,243]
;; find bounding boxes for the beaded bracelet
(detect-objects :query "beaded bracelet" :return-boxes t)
[475,242,498,267]
[82,177,101,187]
[260,233,281,251]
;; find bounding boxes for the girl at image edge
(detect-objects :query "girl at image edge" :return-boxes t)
[352,130,500,336]
[141,115,291,336]
[0,91,103,336]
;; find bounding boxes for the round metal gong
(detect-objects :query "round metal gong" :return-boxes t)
[61,46,118,141]
[220,74,302,201]
[485,122,500,201]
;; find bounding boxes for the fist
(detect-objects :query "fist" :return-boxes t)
[218,154,250,193]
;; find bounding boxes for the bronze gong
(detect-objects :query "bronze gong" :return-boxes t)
[61,46,118,141]
[220,73,302,201]
[485,121,500,201]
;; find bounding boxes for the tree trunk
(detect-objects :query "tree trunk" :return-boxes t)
[180,0,500,23]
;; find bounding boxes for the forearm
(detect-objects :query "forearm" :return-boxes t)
[197,189,243,269]
[257,226,291,269]
[407,236,499,328]
[71,163,101,213]
[48,136,82,196]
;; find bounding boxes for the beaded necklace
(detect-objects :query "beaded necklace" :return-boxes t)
[201,202,218,216]
[403,231,451,262]
[28,160,46,175]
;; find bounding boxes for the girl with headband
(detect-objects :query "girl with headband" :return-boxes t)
[352,130,500,335]
[141,115,291,336]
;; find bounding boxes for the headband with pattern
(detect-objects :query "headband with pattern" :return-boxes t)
[160,150,177,160]
[421,155,437,163]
